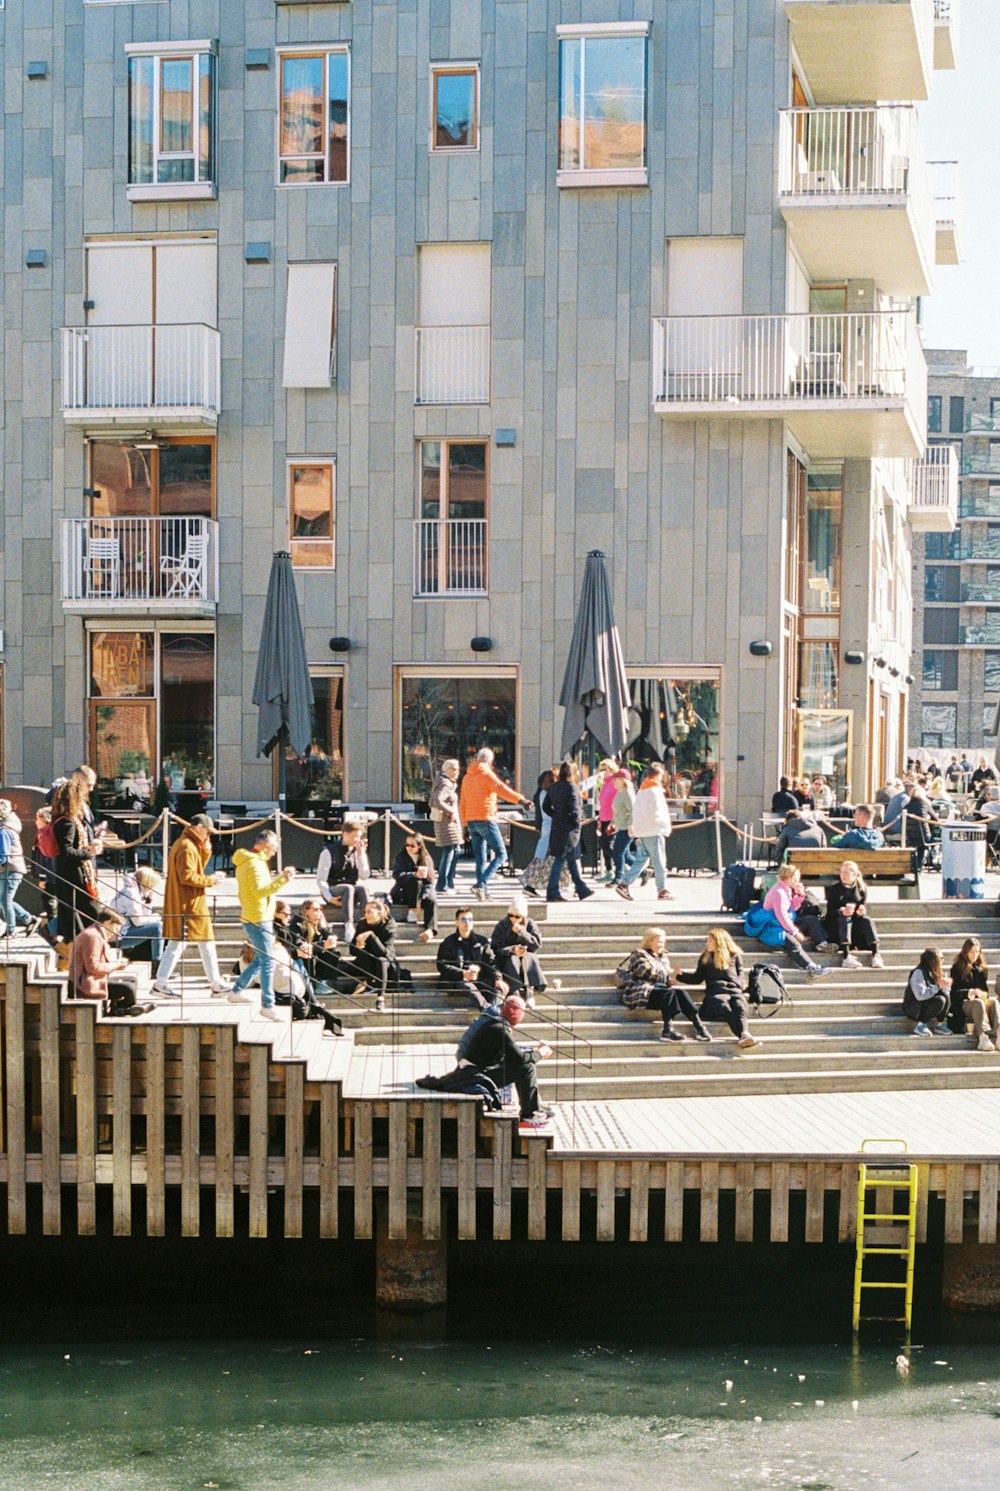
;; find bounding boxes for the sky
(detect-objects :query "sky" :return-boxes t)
[922,0,1000,367]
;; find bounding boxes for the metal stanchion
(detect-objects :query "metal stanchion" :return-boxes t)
[161,810,170,875]
[713,811,724,875]
[383,807,391,877]
[275,809,283,873]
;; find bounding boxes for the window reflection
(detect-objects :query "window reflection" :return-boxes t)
[559,34,646,173]
[400,676,517,801]
[623,676,720,802]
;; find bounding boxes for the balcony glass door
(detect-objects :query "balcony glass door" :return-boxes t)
[418,441,487,596]
[807,285,847,396]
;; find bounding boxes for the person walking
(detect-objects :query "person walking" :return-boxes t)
[521,769,569,897]
[459,747,531,901]
[544,762,594,903]
[596,758,620,881]
[616,765,674,901]
[0,800,43,938]
[155,813,239,999]
[51,778,106,947]
[230,829,296,1021]
[609,769,636,886]
[429,758,462,894]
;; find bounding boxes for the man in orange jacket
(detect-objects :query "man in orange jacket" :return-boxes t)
[458,747,531,901]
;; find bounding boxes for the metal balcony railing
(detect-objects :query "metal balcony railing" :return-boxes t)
[61,517,220,608]
[963,454,1000,478]
[652,310,925,409]
[414,325,490,405]
[413,519,487,598]
[61,324,221,418]
[961,622,1000,646]
[961,583,1000,605]
[929,159,959,225]
[909,444,959,526]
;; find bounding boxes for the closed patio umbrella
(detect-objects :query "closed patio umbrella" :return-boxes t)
[558,549,630,759]
[253,550,314,811]
[993,699,1000,773]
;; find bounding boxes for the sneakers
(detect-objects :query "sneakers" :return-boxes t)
[259,1006,280,1022]
[519,1113,553,1130]
[929,1023,949,1036]
[660,1027,688,1043]
[692,1025,713,1043]
[807,965,833,979]
[227,991,254,1005]
[912,1021,932,1036]
[210,980,233,995]
[841,954,862,970]
[736,1034,762,1051]
[418,928,435,942]
[344,922,356,943]
[977,1034,996,1052]
[551,978,562,992]
[816,941,836,953]
[525,992,537,1009]
[375,994,386,1012]
[657,888,674,901]
[872,953,886,970]
[152,979,180,998]
[406,910,418,924]
[472,886,487,903]
[615,884,633,902]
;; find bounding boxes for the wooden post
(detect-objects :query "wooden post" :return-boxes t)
[214,1028,234,1238]
[805,1162,826,1244]
[979,1162,999,1245]
[735,1161,755,1243]
[422,1102,441,1241]
[561,1159,581,1242]
[770,1161,790,1243]
[527,1137,547,1241]
[456,1103,477,1241]
[354,1101,373,1240]
[628,1161,650,1244]
[318,1084,339,1239]
[492,1117,513,1242]
[699,1160,720,1243]
[112,1026,132,1237]
[4,968,26,1235]
[388,1101,408,1241]
[284,1064,304,1239]
[596,1160,616,1242]
[181,1026,200,1237]
[944,1163,965,1245]
[40,986,61,1235]
[146,1027,166,1238]
[75,1005,97,1236]
[248,1045,269,1238]
[664,1160,684,1243]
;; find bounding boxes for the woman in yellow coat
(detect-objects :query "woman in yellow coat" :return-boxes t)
[154,813,246,1000]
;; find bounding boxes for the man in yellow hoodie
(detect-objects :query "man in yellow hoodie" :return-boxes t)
[232,829,296,1020]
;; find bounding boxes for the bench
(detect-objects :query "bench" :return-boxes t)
[787,846,917,894]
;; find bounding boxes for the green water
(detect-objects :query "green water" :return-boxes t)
[2,1339,998,1490]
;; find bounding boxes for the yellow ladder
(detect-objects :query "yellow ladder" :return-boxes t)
[852,1139,918,1333]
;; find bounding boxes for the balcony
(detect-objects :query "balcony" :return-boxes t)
[962,623,1000,646]
[934,0,959,69]
[414,326,490,406]
[778,106,935,296]
[61,325,221,430]
[413,519,487,599]
[962,455,1000,479]
[967,414,1000,433]
[929,160,960,265]
[652,310,926,459]
[61,517,219,616]
[783,2,932,104]
[961,494,1000,519]
[909,444,958,531]
[962,584,1000,605]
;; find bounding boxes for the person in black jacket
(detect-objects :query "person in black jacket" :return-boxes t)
[823,861,884,969]
[461,993,554,1127]
[947,936,991,1039]
[676,928,760,1049]
[390,833,437,940]
[771,777,800,815]
[316,823,370,936]
[345,900,406,1012]
[544,762,593,903]
[289,899,343,990]
[52,778,106,944]
[270,900,343,1035]
[490,895,556,1006]
[436,907,508,1010]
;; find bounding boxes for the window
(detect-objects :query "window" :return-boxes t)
[416,243,491,404]
[431,65,479,152]
[557,24,648,186]
[624,674,721,792]
[925,530,961,560]
[921,703,957,748]
[397,669,518,801]
[415,440,488,596]
[289,461,335,569]
[984,705,997,742]
[985,653,1000,694]
[991,397,1000,421]
[924,607,960,645]
[923,651,958,691]
[281,668,345,806]
[278,49,350,184]
[282,263,337,387]
[927,395,942,433]
[924,565,960,603]
[949,395,965,433]
[126,43,217,199]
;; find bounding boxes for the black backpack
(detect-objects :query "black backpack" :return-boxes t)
[721,862,757,915]
[746,962,790,1018]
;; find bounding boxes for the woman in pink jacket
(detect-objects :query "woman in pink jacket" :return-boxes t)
[761,865,832,979]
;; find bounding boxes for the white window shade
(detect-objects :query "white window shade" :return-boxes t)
[418,244,491,327]
[667,237,744,316]
[283,263,337,388]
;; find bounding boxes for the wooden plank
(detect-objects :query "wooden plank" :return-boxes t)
[596,1160,616,1242]
[527,1137,547,1241]
[248,1046,269,1239]
[112,1026,132,1237]
[4,970,26,1235]
[388,1101,408,1241]
[561,1159,581,1242]
[838,1162,858,1243]
[354,1102,373,1240]
[284,1065,304,1239]
[181,1027,200,1238]
[213,1028,234,1239]
[770,1161,790,1243]
[978,1162,999,1245]
[456,1103,477,1241]
[735,1160,755,1243]
[915,1163,930,1245]
[40,987,61,1236]
[664,1160,684,1243]
[699,1160,720,1243]
[944,1163,965,1245]
[805,1162,826,1244]
[628,1160,649,1243]
[318,1083,339,1239]
[493,1118,513,1242]
[422,1103,441,1241]
[75,1006,97,1236]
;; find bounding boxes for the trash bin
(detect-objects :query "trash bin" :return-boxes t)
[940,820,987,900]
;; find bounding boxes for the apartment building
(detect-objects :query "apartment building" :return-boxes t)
[911,350,1000,756]
[0,1,959,821]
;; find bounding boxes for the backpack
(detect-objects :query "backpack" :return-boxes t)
[743,901,786,948]
[721,862,757,915]
[0,826,15,869]
[35,816,60,859]
[746,962,790,1018]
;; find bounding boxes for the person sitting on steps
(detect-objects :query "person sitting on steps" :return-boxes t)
[758,865,833,980]
[490,894,559,1007]
[617,928,710,1043]
[390,832,438,941]
[819,861,885,970]
[902,947,951,1036]
[949,937,1000,1051]
[436,906,508,1011]
[70,907,153,1018]
[676,927,761,1050]
[344,899,406,1013]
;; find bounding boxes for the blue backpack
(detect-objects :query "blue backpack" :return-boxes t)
[743,901,786,949]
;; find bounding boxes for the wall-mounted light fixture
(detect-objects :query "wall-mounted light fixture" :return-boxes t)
[25,249,47,268]
[245,49,271,70]
[844,648,865,666]
[748,640,772,657]
[245,242,271,264]
[27,61,49,81]
[874,655,887,669]
[904,674,914,686]
[471,636,494,653]
[328,637,352,653]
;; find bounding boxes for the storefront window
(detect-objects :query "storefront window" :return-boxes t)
[283,669,345,806]
[799,640,840,709]
[161,633,215,790]
[797,710,852,803]
[399,673,517,801]
[623,675,720,801]
[921,703,957,749]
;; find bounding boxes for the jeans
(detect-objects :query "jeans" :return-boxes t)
[611,830,635,883]
[233,920,277,1008]
[546,846,589,899]
[323,883,369,931]
[119,916,164,964]
[468,820,507,890]
[783,935,818,972]
[622,835,668,892]
[0,870,31,932]
[435,844,460,893]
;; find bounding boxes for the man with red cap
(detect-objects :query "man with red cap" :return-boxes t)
[459,992,554,1129]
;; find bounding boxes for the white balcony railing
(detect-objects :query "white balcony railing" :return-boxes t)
[61,517,220,609]
[933,0,958,67]
[61,324,221,421]
[413,519,487,598]
[929,158,959,228]
[652,311,925,409]
[909,445,959,531]
[415,325,490,405]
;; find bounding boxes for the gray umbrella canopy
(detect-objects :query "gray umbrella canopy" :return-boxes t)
[558,549,631,759]
[993,699,1000,772]
[253,552,315,782]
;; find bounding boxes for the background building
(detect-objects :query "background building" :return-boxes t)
[912,348,1000,757]
[0,1,959,820]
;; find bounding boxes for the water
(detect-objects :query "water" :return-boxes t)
[2,1338,999,1490]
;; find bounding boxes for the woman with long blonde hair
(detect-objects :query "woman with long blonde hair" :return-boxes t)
[676,927,761,1050]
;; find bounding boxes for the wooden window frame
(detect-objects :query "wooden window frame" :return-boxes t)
[393,665,521,800]
[87,436,217,520]
[429,64,480,153]
[272,663,347,802]
[277,47,351,187]
[288,458,336,570]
